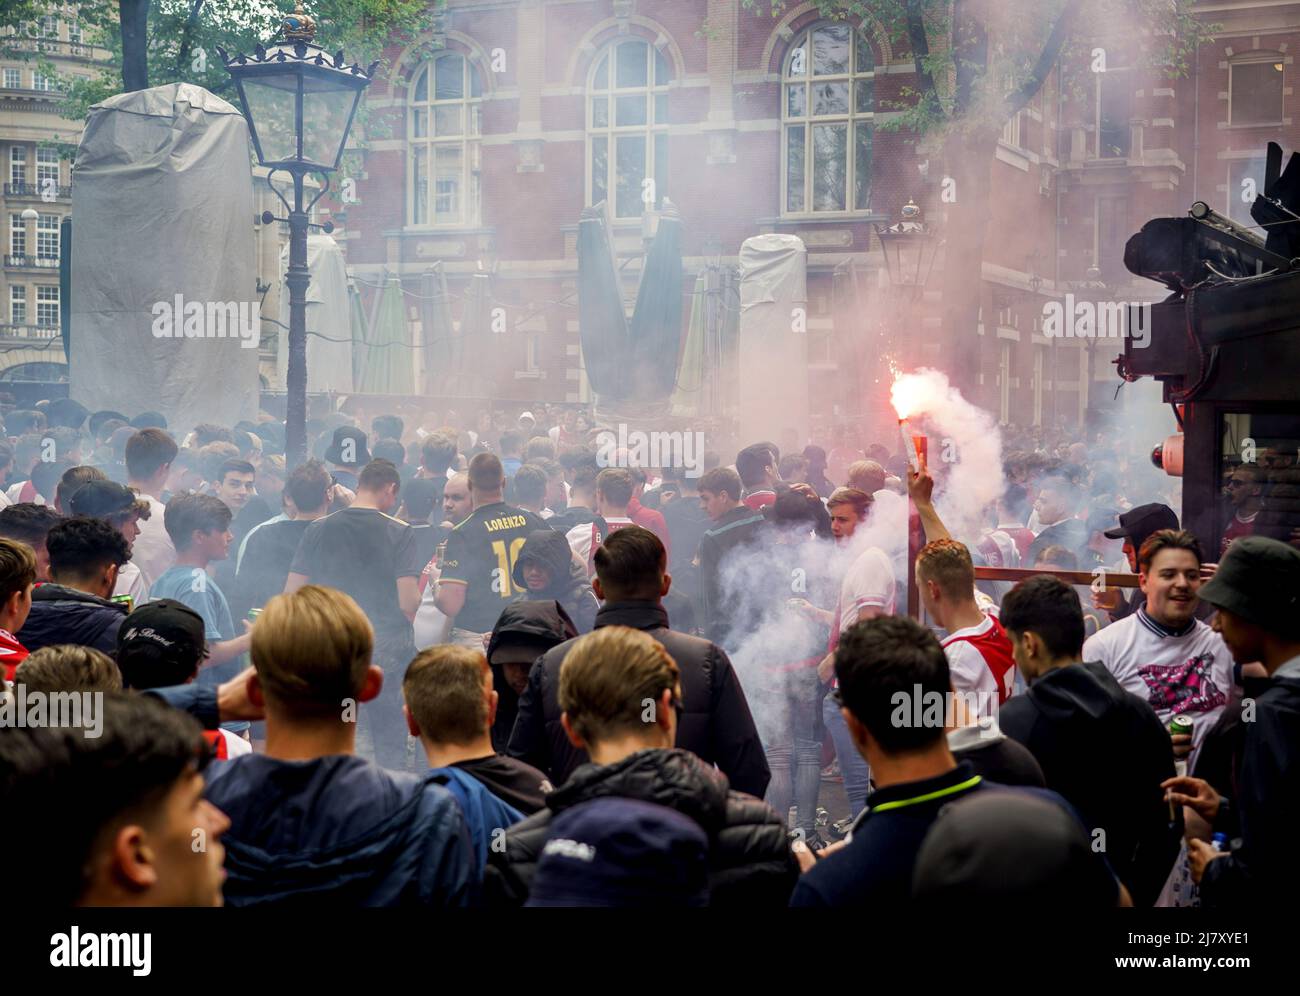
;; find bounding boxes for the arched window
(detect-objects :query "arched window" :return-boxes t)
[782,23,875,215]
[587,38,673,219]
[408,51,483,226]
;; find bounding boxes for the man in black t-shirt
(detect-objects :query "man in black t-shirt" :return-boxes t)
[232,459,335,619]
[286,459,423,770]
[435,453,550,647]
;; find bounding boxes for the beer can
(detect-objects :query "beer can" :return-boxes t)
[1169,715,1193,737]
[247,608,262,623]
[111,594,134,613]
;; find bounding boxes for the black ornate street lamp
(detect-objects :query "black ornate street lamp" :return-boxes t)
[873,199,942,301]
[219,2,376,468]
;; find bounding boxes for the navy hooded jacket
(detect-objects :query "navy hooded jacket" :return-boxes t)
[19,583,127,657]
[204,754,476,907]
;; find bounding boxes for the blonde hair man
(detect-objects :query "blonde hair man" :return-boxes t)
[202,585,475,907]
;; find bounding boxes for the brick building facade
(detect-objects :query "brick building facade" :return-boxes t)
[330,0,1295,443]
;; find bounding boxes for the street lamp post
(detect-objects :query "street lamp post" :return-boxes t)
[220,2,375,468]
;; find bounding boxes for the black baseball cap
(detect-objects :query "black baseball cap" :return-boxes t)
[116,599,209,688]
[45,397,88,430]
[1103,503,1179,543]
[525,797,709,907]
[913,790,1120,908]
[130,411,168,429]
[1199,535,1300,636]
[68,479,138,518]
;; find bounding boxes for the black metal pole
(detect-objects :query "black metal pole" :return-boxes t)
[285,170,310,469]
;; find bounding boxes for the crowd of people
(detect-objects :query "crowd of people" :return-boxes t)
[0,394,1297,909]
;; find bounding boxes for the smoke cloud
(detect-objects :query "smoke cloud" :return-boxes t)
[893,368,1006,545]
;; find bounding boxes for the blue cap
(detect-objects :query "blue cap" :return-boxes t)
[525,797,709,907]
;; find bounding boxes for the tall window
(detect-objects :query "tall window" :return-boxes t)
[783,23,875,214]
[10,286,26,325]
[9,214,25,256]
[10,147,25,186]
[408,52,482,227]
[39,17,58,40]
[1095,195,1131,282]
[68,22,82,45]
[1230,58,1284,126]
[587,38,673,219]
[36,147,59,186]
[36,213,59,259]
[36,286,59,326]
[32,72,53,92]
[1000,72,1024,148]
[3,69,20,89]
[1096,67,1131,158]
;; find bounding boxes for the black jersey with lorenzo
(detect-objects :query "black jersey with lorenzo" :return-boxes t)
[439,502,551,632]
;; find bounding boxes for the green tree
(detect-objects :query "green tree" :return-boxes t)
[746,0,1214,397]
[17,1,438,123]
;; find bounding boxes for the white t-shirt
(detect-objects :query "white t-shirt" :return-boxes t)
[838,546,896,632]
[130,493,175,588]
[413,561,450,649]
[941,615,1004,719]
[1082,610,1233,761]
[114,560,149,607]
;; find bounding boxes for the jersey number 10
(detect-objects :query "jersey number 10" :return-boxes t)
[492,538,527,597]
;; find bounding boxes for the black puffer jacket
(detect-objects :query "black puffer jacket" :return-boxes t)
[485,600,578,751]
[506,601,770,798]
[484,748,797,907]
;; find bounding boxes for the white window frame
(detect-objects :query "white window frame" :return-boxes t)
[36,213,59,259]
[781,22,876,217]
[10,285,26,325]
[10,146,26,186]
[1000,71,1025,149]
[9,214,26,256]
[585,37,673,221]
[998,341,1012,425]
[407,52,482,229]
[1229,56,1284,126]
[32,72,53,92]
[1095,66,1132,159]
[3,69,20,89]
[36,146,59,186]
[67,22,82,45]
[36,285,59,326]
[39,16,58,40]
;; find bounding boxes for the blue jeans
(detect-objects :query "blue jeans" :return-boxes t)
[759,667,823,838]
[823,692,871,817]
[363,635,417,772]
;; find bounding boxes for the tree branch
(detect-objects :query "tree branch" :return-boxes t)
[1006,0,1082,116]
[905,0,938,105]
[951,0,988,118]
[174,0,206,78]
